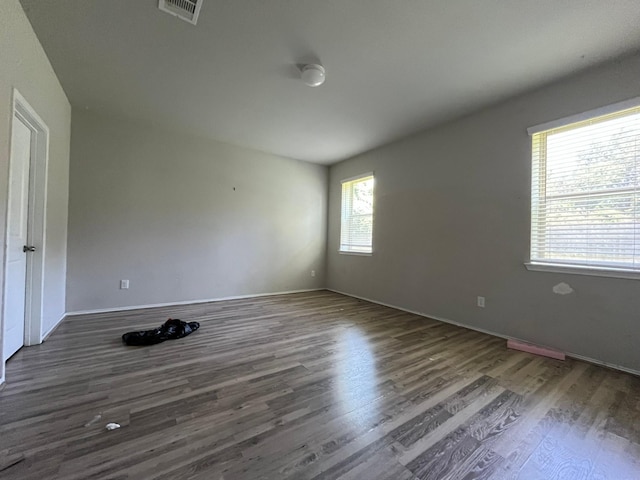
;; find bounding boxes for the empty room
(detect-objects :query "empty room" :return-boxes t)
[1,0,640,479]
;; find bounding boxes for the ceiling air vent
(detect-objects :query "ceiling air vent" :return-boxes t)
[159,0,202,25]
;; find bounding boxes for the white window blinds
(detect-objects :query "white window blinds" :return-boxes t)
[340,174,374,253]
[530,104,640,271]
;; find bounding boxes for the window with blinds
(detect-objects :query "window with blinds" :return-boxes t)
[340,173,374,254]
[529,103,640,272]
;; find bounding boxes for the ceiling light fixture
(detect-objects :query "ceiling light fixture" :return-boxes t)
[301,64,326,87]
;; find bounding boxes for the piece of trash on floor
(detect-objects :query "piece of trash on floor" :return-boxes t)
[122,318,200,346]
[105,423,121,431]
[84,414,102,427]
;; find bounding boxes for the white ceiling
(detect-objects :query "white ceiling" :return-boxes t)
[20,0,640,164]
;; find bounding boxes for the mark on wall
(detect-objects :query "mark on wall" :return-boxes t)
[552,282,574,295]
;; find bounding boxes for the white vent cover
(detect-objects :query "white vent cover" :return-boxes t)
[159,0,202,25]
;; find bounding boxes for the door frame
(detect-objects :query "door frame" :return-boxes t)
[3,89,49,353]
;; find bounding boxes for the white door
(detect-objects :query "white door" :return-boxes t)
[3,115,32,361]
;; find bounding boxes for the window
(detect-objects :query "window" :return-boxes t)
[340,173,374,254]
[528,101,640,277]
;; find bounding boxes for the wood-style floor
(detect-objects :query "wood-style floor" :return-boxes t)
[1,290,639,480]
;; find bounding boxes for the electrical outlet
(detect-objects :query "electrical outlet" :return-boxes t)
[311,270,316,277]
[477,296,485,308]
[120,279,129,290]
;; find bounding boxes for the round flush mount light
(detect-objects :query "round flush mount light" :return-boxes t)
[301,64,326,87]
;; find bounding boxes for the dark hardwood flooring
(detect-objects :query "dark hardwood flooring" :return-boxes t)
[1,290,639,479]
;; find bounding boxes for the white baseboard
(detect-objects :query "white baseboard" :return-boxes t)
[565,352,640,377]
[65,288,325,316]
[328,289,640,378]
[42,313,66,341]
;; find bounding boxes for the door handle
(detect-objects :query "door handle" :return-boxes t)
[23,245,36,253]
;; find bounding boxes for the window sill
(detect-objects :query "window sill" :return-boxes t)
[339,250,372,256]
[524,262,640,280]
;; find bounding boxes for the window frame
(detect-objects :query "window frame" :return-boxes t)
[525,97,640,280]
[339,172,374,255]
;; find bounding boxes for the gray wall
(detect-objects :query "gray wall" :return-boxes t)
[327,53,640,373]
[0,0,71,382]
[67,109,327,312]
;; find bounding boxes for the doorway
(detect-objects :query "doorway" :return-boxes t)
[2,90,48,362]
